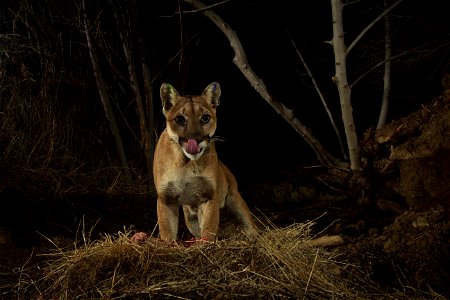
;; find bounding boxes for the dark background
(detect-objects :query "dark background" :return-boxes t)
[1,3,450,296]
[1,0,449,182]
[145,0,449,180]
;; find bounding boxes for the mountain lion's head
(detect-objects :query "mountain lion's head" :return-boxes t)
[160,82,221,160]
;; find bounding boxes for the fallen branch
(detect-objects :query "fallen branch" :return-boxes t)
[308,235,344,247]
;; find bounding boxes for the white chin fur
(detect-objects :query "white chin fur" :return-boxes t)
[182,147,205,160]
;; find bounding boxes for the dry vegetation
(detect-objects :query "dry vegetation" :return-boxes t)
[0,29,149,198]
[16,223,372,299]
[8,222,442,300]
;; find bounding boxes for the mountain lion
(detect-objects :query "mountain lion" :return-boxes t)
[153,82,256,242]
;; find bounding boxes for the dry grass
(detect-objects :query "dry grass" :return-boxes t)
[1,28,149,200]
[14,222,387,299]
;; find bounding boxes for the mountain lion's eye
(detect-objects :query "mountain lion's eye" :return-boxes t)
[175,115,186,126]
[201,114,211,124]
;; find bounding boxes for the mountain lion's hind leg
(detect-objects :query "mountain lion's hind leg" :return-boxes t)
[225,189,257,235]
[222,166,257,235]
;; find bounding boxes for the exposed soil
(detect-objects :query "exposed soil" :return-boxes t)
[1,96,449,298]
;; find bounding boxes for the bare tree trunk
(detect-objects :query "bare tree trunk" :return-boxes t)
[330,0,361,172]
[115,17,153,177]
[141,58,155,176]
[82,0,131,181]
[377,0,392,129]
[136,1,156,176]
[184,0,340,169]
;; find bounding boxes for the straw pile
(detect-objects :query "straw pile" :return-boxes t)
[22,222,382,299]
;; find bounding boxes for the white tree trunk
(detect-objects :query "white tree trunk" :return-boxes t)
[377,0,392,129]
[331,0,361,172]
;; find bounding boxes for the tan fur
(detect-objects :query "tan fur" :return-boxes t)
[153,82,256,242]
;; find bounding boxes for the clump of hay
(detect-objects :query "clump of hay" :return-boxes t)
[23,222,376,299]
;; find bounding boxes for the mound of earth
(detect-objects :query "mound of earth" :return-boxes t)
[353,94,450,296]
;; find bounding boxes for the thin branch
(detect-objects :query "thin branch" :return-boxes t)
[184,0,340,168]
[177,0,184,71]
[287,31,348,160]
[181,0,231,14]
[350,51,409,88]
[160,0,231,17]
[346,0,403,55]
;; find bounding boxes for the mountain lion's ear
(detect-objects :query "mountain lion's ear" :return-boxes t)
[202,82,221,108]
[160,83,180,113]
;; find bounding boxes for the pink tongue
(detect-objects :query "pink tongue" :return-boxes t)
[186,139,201,155]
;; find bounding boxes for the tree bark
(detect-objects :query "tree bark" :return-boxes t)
[330,0,361,172]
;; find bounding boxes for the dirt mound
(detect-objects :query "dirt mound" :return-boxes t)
[383,209,450,290]
[355,95,450,297]
[372,96,450,210]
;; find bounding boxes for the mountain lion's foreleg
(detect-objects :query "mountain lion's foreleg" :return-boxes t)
[197,199,220,241]
[157,200,179,241]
